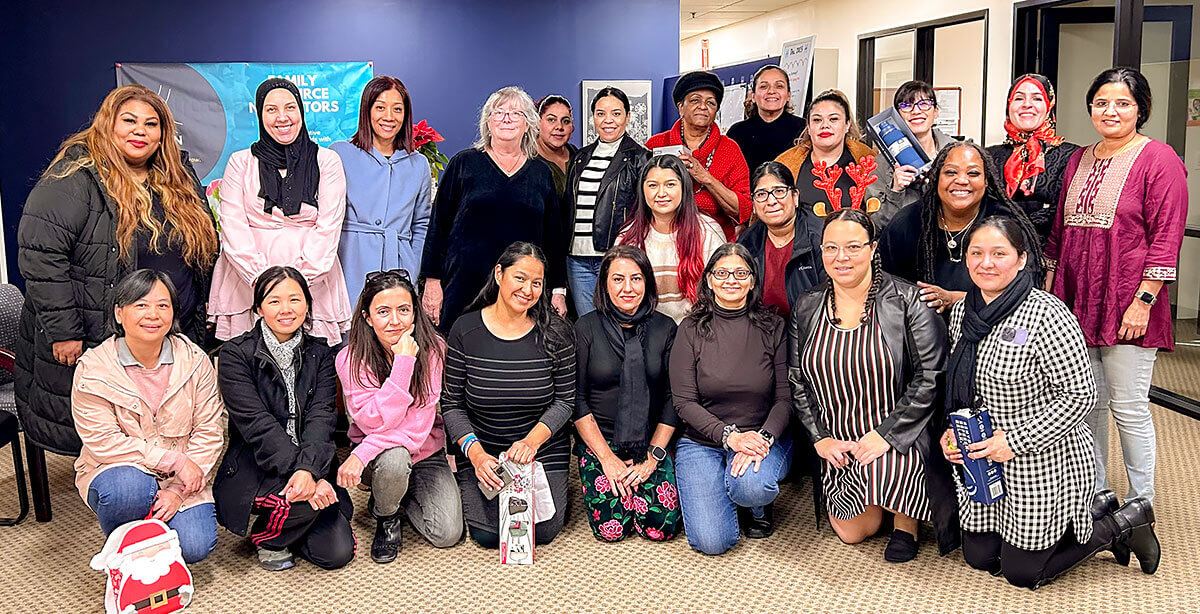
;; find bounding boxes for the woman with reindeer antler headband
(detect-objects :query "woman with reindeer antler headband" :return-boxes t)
[775,90,899,236]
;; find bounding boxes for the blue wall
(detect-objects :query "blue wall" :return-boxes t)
[0,0,681,286]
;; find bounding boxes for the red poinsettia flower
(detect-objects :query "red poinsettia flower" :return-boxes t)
[413,119,444,148]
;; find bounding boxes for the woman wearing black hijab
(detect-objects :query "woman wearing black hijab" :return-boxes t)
[985,74,1080,244]
[573,245,681,543]
[209,78,352,345]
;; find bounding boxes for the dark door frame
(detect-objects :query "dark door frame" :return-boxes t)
[856,10,990,136]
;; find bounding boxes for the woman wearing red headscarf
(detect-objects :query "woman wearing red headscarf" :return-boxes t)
[986,74,1080,244]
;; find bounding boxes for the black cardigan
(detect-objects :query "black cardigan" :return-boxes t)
[787,273,959,554]
[15,145,214,455]
[213,326,347,536]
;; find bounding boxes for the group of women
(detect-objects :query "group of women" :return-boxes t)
[12,61,1182,589]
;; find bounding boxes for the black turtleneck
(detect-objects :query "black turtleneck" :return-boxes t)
[668,302,790,447]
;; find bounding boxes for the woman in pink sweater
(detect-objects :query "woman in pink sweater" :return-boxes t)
[336,269,463,562]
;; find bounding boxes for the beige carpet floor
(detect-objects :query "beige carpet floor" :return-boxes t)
[0,403,1197,612]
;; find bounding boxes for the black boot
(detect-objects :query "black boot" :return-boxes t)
[370,497,403,564]
[1110,498,1160,575]
[1089,490,1128,564]
[741,504,775,539]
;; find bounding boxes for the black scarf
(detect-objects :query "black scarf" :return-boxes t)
[600,301,655,457]
[250,78,320,216]
[945,269,1035,413]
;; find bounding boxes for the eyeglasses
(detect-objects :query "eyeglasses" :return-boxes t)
[1090,100,1137,112]
[897,99,937,113]
[366,268,411,283]
[820,242,871,257]
[490,110,526,122]
[709,268,752,281]
[752,186,793,203]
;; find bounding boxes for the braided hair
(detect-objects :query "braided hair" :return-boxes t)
[916,141,1043,283]
[823,208,883,326]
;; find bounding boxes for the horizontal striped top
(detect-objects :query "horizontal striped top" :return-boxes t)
[619,215,725,323]
[441,310,576,472]
[570,139,619,257]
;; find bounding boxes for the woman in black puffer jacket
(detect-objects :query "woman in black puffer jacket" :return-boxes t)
[16,85,217,455]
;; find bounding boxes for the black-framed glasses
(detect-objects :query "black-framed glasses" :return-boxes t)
[709,268,752,281]
[752,186,793,203]
[897,99,937,113]
[366,268,411,283]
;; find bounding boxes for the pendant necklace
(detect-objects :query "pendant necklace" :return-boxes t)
[940,207,979,261]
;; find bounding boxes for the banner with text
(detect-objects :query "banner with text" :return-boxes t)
[116,62,373,185]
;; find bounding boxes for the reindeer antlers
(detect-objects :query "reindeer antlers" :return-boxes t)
[811,160,844,212]
[845,155,879,210]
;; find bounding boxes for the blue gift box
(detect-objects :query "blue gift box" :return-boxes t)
[949,407,1006,504]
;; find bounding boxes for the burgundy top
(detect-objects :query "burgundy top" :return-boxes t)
[1045,138,1188,351]
[763,237,792,320]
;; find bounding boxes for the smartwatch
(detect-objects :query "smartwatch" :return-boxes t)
[1136,290,1157,306]
[649,445,668,463]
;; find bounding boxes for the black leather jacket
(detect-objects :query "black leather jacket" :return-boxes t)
[563,134,651,253]
[787,272,960,554]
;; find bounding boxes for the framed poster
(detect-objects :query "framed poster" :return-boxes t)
[716,83,747,134]
[581,80,652,144]
[934,86,962,136]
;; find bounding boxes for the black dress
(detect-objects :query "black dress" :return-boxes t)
[727,112,806,177]
[138,190,200,342]
[878,198,1004,293]
[985,142,1080,245]
[420,149,566,333]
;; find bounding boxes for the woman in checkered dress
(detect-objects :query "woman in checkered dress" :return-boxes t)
[941,216,1160,589]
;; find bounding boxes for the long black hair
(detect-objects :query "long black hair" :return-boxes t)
[346,270,444,406]
[690,243,779,338]
[822,208,883,326]
[112,269,182,337]
[593,244,659,317]
[916,141,1042,282]
[252,266,314,333]
[465,241,573,353]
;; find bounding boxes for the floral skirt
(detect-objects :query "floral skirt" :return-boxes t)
[576,441,681,543]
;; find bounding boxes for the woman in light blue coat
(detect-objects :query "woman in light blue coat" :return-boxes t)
[332,76,432,303]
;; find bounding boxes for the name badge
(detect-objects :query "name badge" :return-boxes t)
[999,327,1029,346]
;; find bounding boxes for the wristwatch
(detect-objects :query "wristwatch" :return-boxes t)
[758,430,776,448]
[1136,290,1157,306]
[649,445,668,463]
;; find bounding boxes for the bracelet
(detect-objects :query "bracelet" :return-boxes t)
[721,424,740,450]
[460,434,479,456]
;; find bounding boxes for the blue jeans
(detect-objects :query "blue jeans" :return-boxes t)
[567,255,604,316]
[674,435,793,555]
[87,466,218,564]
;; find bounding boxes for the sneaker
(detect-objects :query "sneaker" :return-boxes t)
[257,546,296,571]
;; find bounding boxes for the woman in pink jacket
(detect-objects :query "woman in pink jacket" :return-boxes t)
[336,269,463,563]
[209,78,351,345]
[73,269,226,563]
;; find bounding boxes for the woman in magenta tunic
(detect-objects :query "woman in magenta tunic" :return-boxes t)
[1045,68,1188,505]
[209,78,351,345]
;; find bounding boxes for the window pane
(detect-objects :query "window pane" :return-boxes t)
[872,32,914,116]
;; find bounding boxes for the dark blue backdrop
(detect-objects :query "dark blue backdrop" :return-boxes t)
[0,0,680,286]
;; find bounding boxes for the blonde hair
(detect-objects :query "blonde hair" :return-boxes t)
[473,86,540,158]
[796,89,865,149]
[46,85,218,268]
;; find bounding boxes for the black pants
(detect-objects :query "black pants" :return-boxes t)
[962,518,1116,589]
[249,493,356,569]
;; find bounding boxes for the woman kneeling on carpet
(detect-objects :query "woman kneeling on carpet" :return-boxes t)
[942,217,1160,588]
[670,243,793,555]
[788,208,958,563]
[574,245,681,543]
[336,269,464,563]
[442,242,575,548]
[215,267,355,571]
[73,269,225,564]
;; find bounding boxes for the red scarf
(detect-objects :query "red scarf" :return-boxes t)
[1002,75,1065,197]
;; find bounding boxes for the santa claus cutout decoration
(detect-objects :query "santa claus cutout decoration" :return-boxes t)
[90,519,194,614]
[810,155,882,218]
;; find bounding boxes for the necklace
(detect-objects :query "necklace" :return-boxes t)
[488,148,524,175]
[1094,134,1143,159]
[939,207,979,261]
